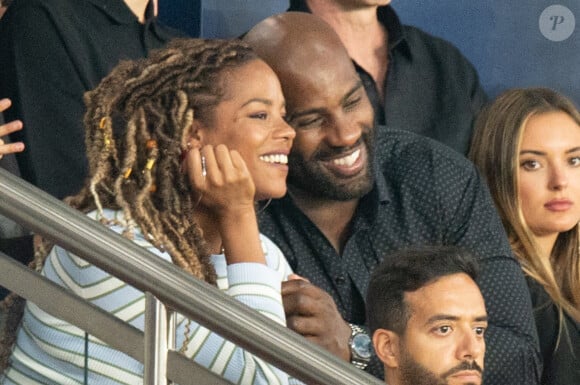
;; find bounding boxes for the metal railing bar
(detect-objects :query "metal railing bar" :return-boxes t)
[0,251,143,361]
[144,293,168,385]
[0,168,383,384]
[0,252,231,385]
[167,351,231,385]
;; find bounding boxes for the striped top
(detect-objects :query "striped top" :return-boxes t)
[1,209,300,385]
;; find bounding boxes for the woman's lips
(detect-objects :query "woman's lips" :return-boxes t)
[544,199,573,212]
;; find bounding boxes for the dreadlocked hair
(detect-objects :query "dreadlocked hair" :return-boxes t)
[0,39,261,371]
[0,40,261,369]
[81,38,261,284]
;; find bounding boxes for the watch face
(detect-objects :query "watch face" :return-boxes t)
[352,333,373,359]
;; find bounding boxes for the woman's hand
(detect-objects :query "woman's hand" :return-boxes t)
[185,144,255,215]
[0,98,25,159]
[185,144,264,264]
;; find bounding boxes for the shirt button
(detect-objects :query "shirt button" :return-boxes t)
[335,275,346,285]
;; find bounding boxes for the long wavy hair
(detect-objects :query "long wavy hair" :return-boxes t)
[469,88,580,326]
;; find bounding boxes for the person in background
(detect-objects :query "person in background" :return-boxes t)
[0,98,29,300]
[367,246,487,385]
[470,87,580,385]
[287,0,487,155]
[0,0,181,199]
[0,99,24,159]
[0,38,301,385]
[245,12,540,384]
[0,0,11,18]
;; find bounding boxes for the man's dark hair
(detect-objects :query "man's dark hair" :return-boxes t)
[366,246,480,335]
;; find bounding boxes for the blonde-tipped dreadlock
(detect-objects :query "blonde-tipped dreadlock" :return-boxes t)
[1,38,261,370]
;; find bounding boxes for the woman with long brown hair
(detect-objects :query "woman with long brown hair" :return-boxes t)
[470,87,580,385]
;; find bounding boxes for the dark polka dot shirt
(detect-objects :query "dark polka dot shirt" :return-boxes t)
[259,128,541,384]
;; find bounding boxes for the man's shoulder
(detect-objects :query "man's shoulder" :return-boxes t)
[400,24,472,63]
[377,127,473,172]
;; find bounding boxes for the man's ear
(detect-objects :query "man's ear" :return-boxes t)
[372,328,400,368]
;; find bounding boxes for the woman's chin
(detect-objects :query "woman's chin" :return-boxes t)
[255,189,286,202]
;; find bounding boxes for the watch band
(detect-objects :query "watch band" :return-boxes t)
[348,323,372,370]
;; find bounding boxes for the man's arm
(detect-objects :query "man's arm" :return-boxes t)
[442,162,542,385]
[282,279,384,379]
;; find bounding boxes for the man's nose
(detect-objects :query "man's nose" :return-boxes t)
[456,330,485,361]
[325,114,361,148]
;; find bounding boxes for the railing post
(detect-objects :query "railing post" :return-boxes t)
[144,292,169,385]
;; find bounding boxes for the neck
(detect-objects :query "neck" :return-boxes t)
[194,208,223,255]
[288,187,359,255]
[124,0,155,23]
[307,0,388,101]
[308,0,383,40]
[534,233,559,263]
[384,368,401,385]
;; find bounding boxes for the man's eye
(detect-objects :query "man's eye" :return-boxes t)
[474,327,486,336]
[344,97,361,111]
[294,117,323,128]
[434,325,452,335]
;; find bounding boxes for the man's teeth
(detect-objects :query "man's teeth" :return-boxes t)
[259,154,288,165]
[332,149,360,167]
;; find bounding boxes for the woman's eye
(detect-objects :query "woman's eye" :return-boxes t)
[250,112,268,120]
[520,160,540,170]
[570,156,580,167]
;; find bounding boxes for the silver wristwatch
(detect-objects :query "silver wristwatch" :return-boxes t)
[348,323,372,370]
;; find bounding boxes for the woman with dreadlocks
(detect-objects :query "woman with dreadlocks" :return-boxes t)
[0,38,299,384]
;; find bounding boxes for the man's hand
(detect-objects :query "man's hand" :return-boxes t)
[282,278,352,362]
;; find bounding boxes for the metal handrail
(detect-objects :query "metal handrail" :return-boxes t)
[0,252,229,385]
[0,168,383,385]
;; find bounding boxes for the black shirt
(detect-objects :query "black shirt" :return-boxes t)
[259,128,541,384]
[288,3,488,155]
[527,277,580,385]
[0,0,181,199]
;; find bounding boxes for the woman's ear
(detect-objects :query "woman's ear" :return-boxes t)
[186,120,205,149]
[372,328,400,369]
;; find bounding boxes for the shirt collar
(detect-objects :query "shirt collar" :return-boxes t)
[287,3,412,60]
[372,159,391,205]
[287,1,309,12]
[85,0,155,24]
[377,5,412,59]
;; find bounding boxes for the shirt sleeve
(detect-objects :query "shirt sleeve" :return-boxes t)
[439,159,542,385]
[177,234,301,385]
[28,219,302,385]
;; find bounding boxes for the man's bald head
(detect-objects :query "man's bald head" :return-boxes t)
[245,12,350,64]
[244,12,375,202]
[244,12,358,112]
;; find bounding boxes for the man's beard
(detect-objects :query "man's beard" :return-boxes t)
[287,129,374,201]
[398,345,483,385]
